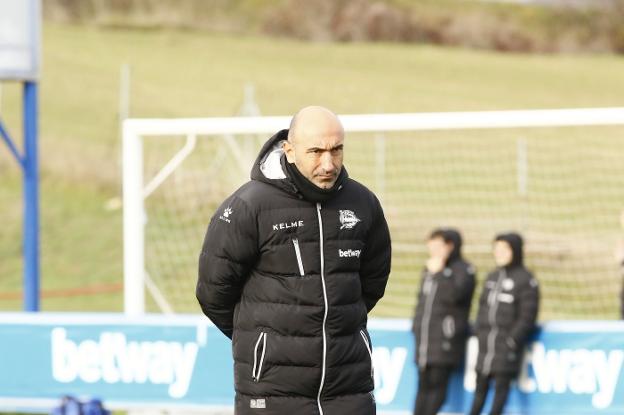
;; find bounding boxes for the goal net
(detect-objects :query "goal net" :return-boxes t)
[123,108,624,320]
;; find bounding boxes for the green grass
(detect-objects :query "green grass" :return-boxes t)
[0,173,122,311]
[1,23,624,317]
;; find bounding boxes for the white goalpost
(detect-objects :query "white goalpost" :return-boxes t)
[123,108,624,318]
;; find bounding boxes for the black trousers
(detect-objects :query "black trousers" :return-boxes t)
[468,373,513,415]
[413,365,453,415]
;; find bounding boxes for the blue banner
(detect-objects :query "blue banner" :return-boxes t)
[0,313,623,414]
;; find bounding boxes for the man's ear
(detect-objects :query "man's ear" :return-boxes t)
[283,140,296,163]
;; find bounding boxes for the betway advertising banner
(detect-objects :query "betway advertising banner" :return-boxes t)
[0,313,623,414]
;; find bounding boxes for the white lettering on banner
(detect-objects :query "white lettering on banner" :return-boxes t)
[463,337,478,391]
[51,328,198,398]
[593,349,624,409]
[372,347,408,404]
[464,337,624,410]
[530,343,624,409]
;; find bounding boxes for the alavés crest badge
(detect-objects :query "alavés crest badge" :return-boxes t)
[339,210,361,230]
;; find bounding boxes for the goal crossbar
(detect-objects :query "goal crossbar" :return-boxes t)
[124,107,624,137]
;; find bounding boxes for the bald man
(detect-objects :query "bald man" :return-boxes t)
[197,106,392,414]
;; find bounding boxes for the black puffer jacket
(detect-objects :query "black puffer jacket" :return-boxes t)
[475,233,540,376]
[197,130,392,415]
[412,230,476,368]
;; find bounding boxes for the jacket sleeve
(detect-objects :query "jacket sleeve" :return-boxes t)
[509,275,540,346]
[475,272,494,332]
[196,195,259,339]
[454,264,476,305]
[411,269,428,333]
[359,196,392,313]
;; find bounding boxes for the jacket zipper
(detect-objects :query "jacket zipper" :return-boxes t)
[359,329,374,379]
[483,269,505,375]
[252,332,267,382]
[292,238,305,276]
[418,273,438,368]
[315,203,328,415]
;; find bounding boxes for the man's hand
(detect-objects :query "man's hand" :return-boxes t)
[426,256,445,274]
[425,237,452,274]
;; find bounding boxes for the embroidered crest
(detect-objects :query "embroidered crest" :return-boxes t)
[339,210,361,230]
[219,206,233,223]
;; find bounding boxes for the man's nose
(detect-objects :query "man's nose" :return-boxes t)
[320,152,335,172]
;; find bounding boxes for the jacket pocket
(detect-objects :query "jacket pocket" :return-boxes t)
[292,238,305,276]
[359,329,374,379]
[442,315,456,339]
[252,332,267,382]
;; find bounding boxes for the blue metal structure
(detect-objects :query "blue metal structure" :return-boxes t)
[0,81,39,311]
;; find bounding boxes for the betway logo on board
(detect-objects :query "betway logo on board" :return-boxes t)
[464,338,624,409]
[51,328,198,398]
[527,344,623,409]
[372,347,408,405]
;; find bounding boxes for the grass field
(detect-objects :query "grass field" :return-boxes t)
[1,23,624,317]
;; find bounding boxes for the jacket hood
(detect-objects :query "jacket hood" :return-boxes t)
[444,229,463,264]
[495,232,524,269]
[250,129,298,194]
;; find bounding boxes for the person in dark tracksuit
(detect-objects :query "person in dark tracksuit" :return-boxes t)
[196,106,391,415]
[468,232,539,415]
[412,228,476,415]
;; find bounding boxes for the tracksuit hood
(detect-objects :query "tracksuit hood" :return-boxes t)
[495,232,524,269]
[444,228,463,265]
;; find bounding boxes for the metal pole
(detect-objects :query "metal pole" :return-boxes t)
[23,81,39,311]
[119,63,131,124]
[122,123,145,316]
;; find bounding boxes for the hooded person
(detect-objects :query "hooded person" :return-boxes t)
[196,106,391,415]
[468,232,540,415]
[411,228,476,415]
